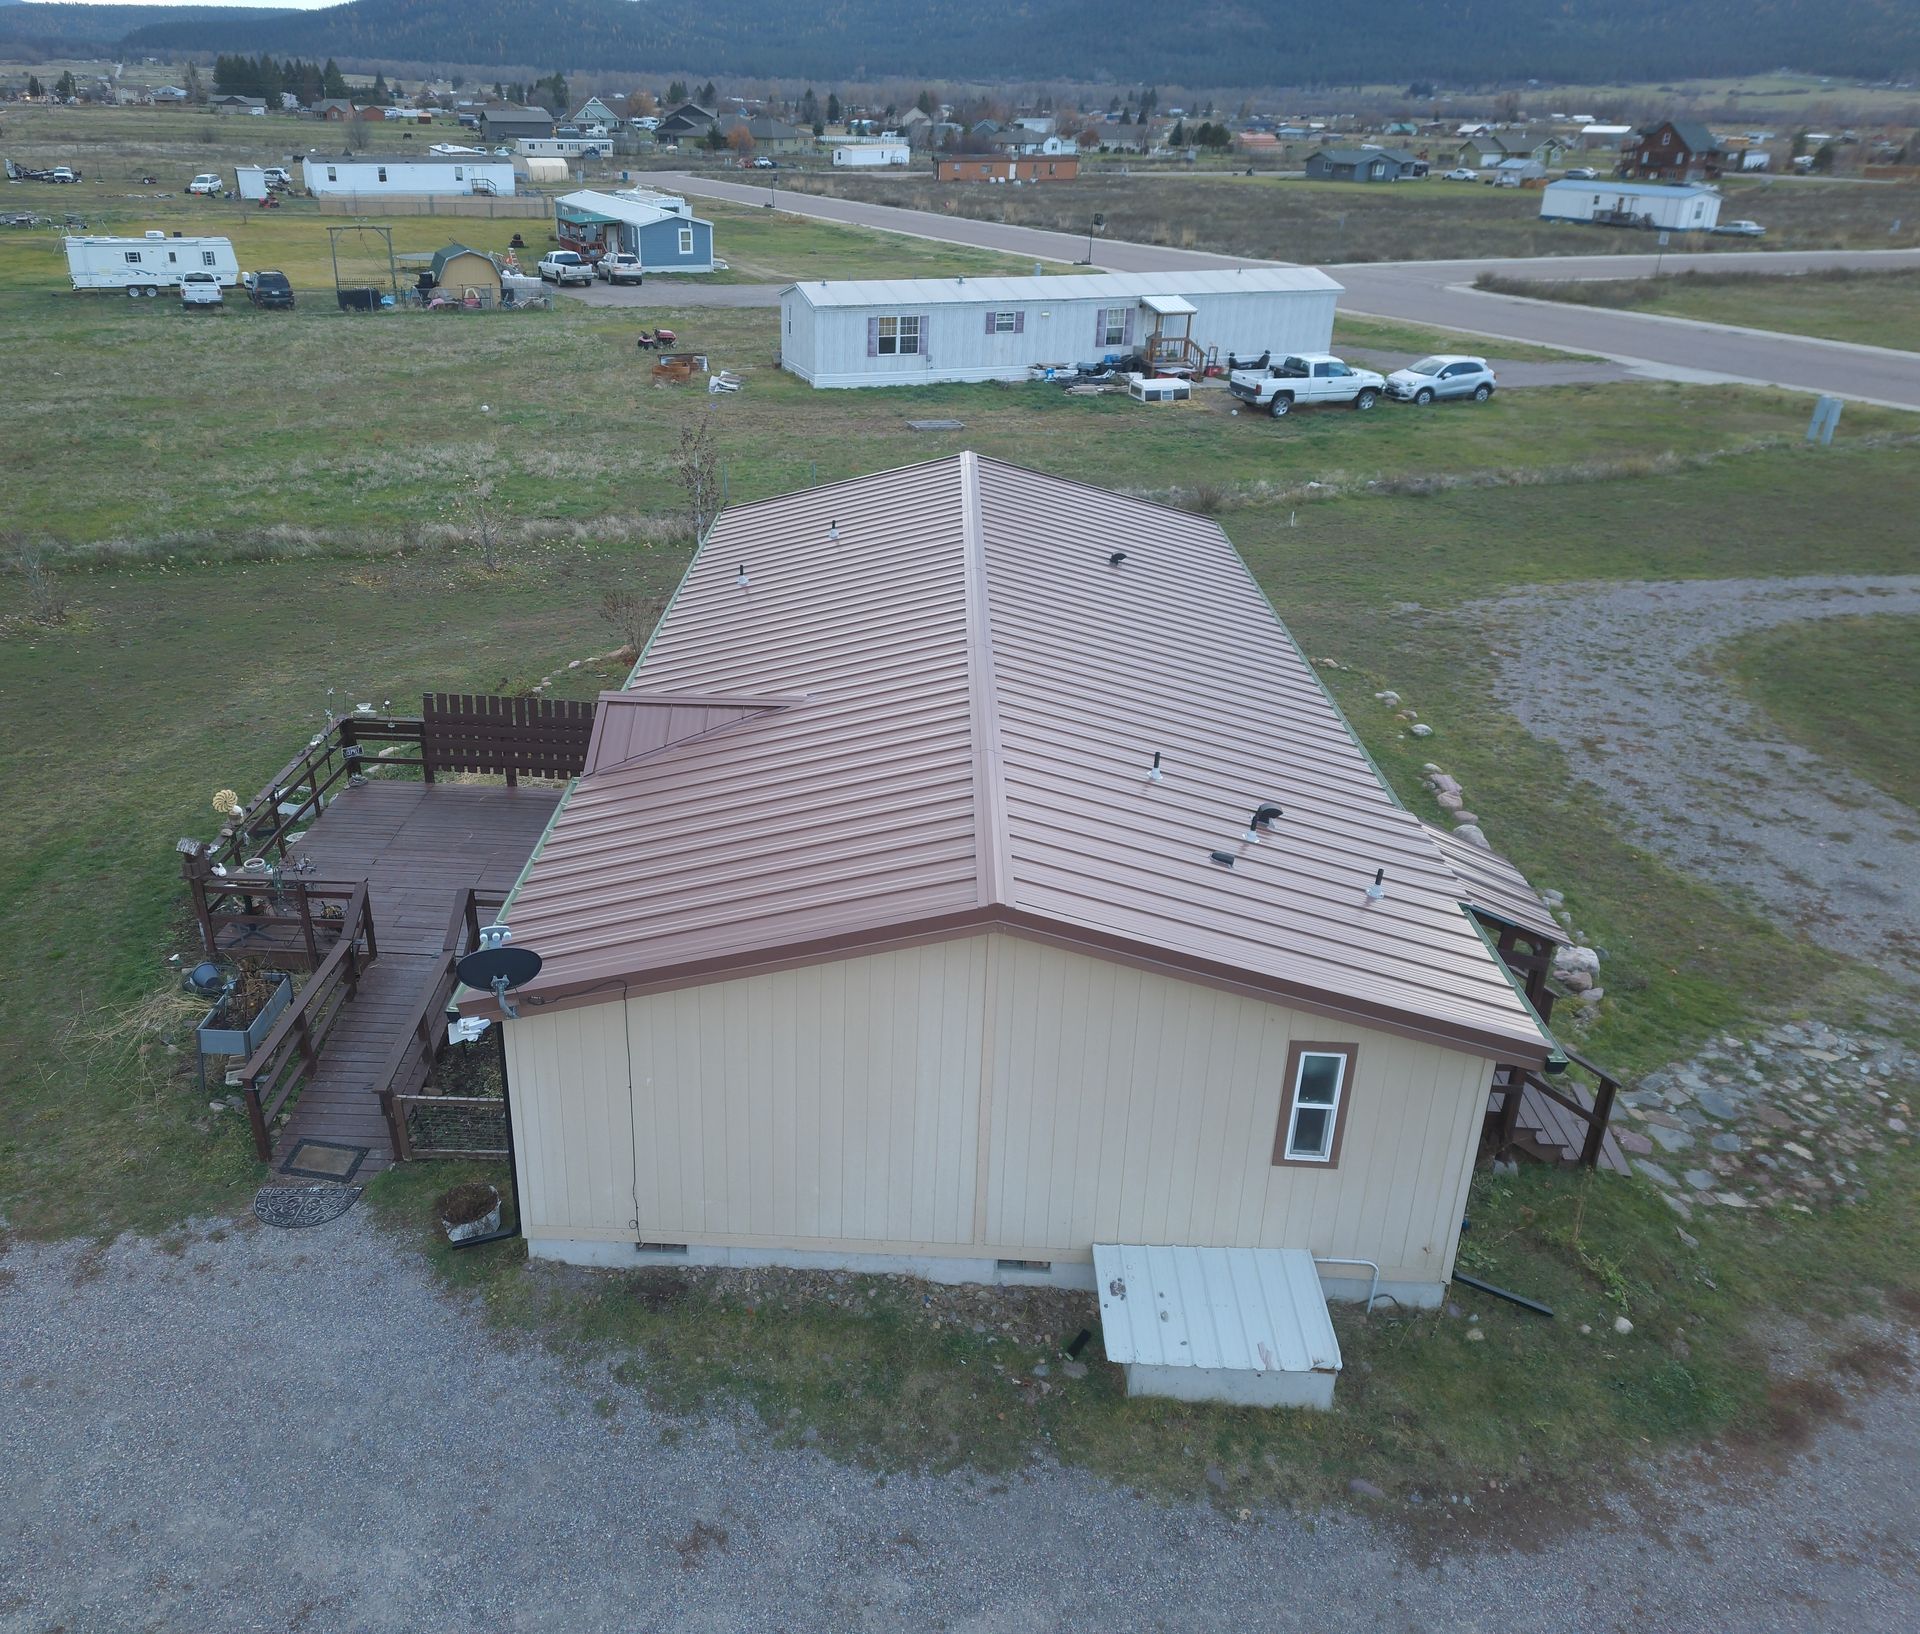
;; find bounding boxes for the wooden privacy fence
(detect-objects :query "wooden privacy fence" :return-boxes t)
[235,882,377,1159]
[378,886,510,1161]
[422,694,595,785]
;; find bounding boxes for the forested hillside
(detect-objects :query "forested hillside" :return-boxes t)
[5,0,1918,87]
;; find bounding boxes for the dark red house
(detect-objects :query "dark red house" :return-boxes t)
[1617,121,1725,182]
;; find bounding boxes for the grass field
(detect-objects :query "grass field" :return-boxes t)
[779,168,1920,263]
[1476,266,1920,352]
[1718,614,1920,811]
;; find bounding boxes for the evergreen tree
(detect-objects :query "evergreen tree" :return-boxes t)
[668,80,688,105]
[827,91,841,124]
[1169,119,1186,146]
[54,70,77,102]
[371,71,389,102]
[700,81,717,106]
[322,59,348,100]
[800,87,819,126]
[27,74,43,100]
[183,63,205,104]
[704,125,727,151]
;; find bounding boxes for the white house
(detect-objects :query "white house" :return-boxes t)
[832,141,910,167]
[517,136,610,160]
[301,153,516,197]
[778,268,1342,388]
[470,454,1565,1349]
[1538,178,1721,231]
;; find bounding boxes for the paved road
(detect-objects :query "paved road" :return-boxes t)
[1332,249,1920,409]
[643,176,1920,406]
[4,1216,1917,1633]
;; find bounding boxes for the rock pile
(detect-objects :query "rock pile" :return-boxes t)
[1614,1022,1915,1218]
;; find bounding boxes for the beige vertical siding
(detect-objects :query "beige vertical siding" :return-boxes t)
[507,932,1493,1286]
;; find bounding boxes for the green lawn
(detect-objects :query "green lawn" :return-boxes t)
[1718,614,1920,810]
[1477,267,1920,352]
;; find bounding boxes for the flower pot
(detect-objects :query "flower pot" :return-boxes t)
[442,1185,502,1243]
[197,972,292,1062]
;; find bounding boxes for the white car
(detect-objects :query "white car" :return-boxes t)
[752,157,777,168]
[538,250,594,285]
[187,173,223,196]
[1715,219,1766,237]
[596,252,645,284]
[630,116,660,131]
[180,271,224,308]
[1563,166,1598,180]
[1228,353,1386,417]
[1385,355,1496,405]
[1443,167,1478,181]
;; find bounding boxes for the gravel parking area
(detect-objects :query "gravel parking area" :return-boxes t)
[1469,575,1920,975]
[3,1213,1917,1633]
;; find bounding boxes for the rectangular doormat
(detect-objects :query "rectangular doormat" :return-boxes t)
[280,1139,370,1183]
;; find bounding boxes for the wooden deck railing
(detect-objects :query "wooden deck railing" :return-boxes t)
[377,886,510,1162]
[234,882,377,1160]
[182,874,363,970]
[1491,1046,1622,1169]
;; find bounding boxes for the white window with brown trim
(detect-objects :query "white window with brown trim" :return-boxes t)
[1272,1042,1356,1166]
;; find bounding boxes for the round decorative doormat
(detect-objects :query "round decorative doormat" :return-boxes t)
[253,1184,362,1230]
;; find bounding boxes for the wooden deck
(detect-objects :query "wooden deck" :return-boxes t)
[1488,1078,1630,1174]
[268,779,561,1180]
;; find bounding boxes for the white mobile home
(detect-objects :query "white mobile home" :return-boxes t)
[474,455,1571,1349]
[301,153,516,198]
[517,136,609,160]
[779,268,1343,388]
[65,232,239,293]
[832,141,910,167]
[1539,178,1720,231]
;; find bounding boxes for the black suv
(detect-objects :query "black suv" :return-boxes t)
[246,270,295,310]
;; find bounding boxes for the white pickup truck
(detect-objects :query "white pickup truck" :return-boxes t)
[1228,353,1386,418]
[537,250,594,286]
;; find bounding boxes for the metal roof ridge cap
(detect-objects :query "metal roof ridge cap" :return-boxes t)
[960,451,1012,910]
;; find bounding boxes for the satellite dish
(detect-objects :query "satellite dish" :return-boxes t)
[456,943,543,1019]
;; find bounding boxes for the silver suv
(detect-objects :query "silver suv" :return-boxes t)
[1384,355,1497,405]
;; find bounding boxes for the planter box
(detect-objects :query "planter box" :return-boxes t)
[443,1188,502,1243]
[197,973,293,1064]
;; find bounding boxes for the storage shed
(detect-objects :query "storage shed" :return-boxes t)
[301,153,515,198]
[779,268,1342,388]
[554,190,716,272]
[1539,178,1720,231]
[426,243,503,304]
[469,454,1557,1311]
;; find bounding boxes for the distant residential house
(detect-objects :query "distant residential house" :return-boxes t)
[937,155,1080,183]
[1383,121,1418,137]
[571,96,621,127]
[314,99,354,122]
[1617,120,1726,181]
[302,153,516,198]
[1234,131,1281,154]
[1456,132,1523,168]
[1530,136,1570,167]
[555,189,717,271]
[480,106,554,143]
[655,103,720,143]
[209,95,267,114]
[723,113,810,153]
[1579,123,1634,151]
[1012,115,1056,135]
[1304,146,1427,182]
[1491,157,1547,187]
[993,131,1078,157]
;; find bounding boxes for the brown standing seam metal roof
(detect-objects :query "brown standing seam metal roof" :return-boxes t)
[498,453,1552,1062]
[1421,821,1566,947]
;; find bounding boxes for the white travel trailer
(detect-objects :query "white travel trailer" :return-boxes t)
[64,232,239,294]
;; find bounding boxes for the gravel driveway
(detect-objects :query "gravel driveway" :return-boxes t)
[3,1214,1917,1633]
[1467,575,1920,974]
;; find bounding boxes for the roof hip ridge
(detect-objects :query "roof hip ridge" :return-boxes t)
[958,451,1013,910]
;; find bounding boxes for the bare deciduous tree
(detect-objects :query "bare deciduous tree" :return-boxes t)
[673,413,721,542]
[598,588,666,652]
[6,534,71,627]
[445,459,509,572]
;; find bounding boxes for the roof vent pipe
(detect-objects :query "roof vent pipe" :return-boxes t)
[1147,751,1162,783]
[1366,868,1387,902]
[828,519,839,543]
[736,563,750,588]
[1242,803,1283,844]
